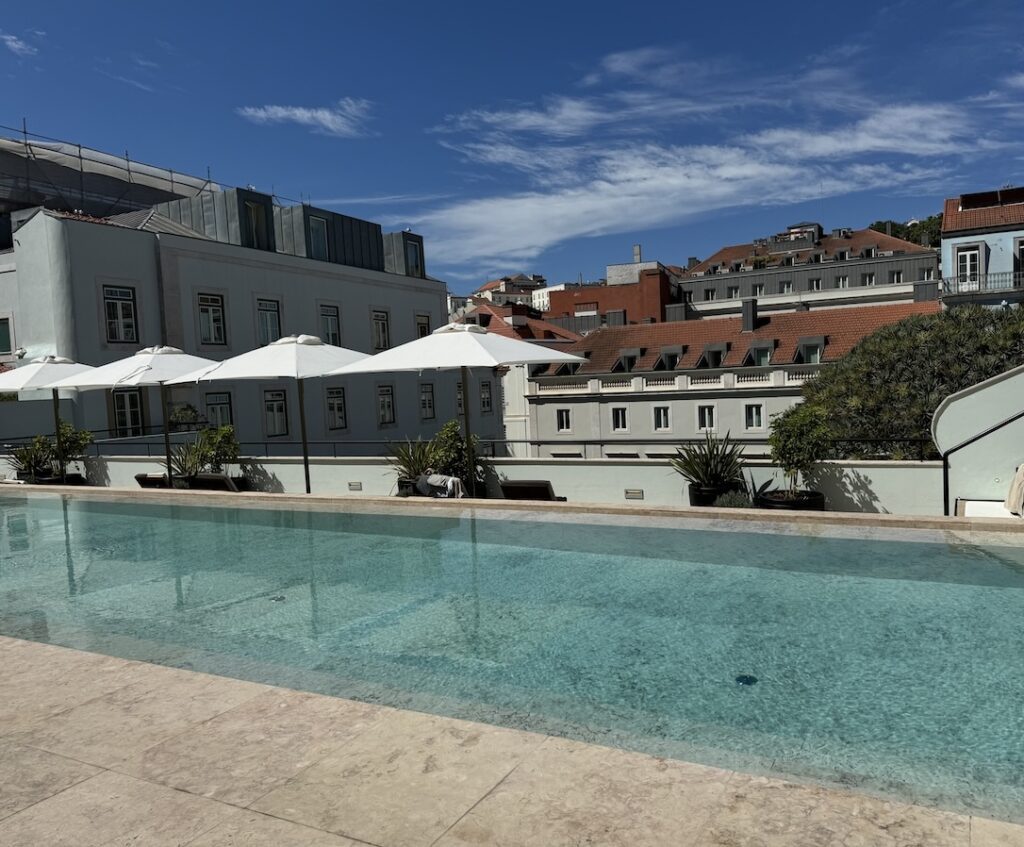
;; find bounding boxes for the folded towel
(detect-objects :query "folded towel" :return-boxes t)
[1004,465,1024,515]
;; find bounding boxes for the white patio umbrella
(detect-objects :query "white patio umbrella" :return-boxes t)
[48,346,217,487]
[167,335,369,494]
[327,323,587,496]
[0,356,95,482]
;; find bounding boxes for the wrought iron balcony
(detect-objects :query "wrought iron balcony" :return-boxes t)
[942,271,1024,296]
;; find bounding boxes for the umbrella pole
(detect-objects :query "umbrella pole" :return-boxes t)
[461,365,476,498]
[161,383,174,489]
[298,379,311,494]
[52,388,65,484]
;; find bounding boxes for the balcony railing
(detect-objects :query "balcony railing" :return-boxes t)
[942,271,1024,296]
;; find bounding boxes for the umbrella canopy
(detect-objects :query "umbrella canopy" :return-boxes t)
[47,346,217,390]
[166,334,368,385]
[0,356,94,391]
[166,335,370,495]
[325,323,586,376]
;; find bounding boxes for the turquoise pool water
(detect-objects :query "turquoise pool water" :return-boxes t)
[2,493,1024,819]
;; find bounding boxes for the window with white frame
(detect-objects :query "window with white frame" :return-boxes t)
[420,383,435,419]
[750,346,770,367]
[319,305,341,346]
[800,344,822,364]
[205,392,232,428]
[780,280,793,294]
[809,278,822,291]
[198,293,226,345]
[697,404,715,432]
[415,314,431,338]
[704,289,717,301]
[556,408,571,432]
[113,389,143,437]
[752,283,765,296]
[920,268,935,281]
[862,272,875,286]
[372,310,390,350]
[309,216,330,261]
[836,275,849,289]
[264,390,288,436]
[326,387,347,429]
[726,286,740,298]
[0,317,11,354]
[377,385,395,425]
[611,406,628,431]
[104,286,138,343]
[653,406,670,431]
[744,403,764,430]
[957,247,980,283]
[257,299,281,346]
[889,270,903,284]
[480,380,492,413]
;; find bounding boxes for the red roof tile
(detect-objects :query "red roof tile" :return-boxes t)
[552,301,940,374]
[683,227,931,277]
[941,195,1024,234]
[460,303,581,344]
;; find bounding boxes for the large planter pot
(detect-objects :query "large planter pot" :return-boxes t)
[688,484,736,507]
[33,473,87,486]
[755,490,826,511]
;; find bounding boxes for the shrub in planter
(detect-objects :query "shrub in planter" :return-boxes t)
[760,404,831,510]
[712,489,754,509]
[388,438,438,495]
[52,421,93,480]
[10,437,55,482]
[670,432,746,506]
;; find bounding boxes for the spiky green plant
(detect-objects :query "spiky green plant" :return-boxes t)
[388,438,438,480]
[669,431,746,489]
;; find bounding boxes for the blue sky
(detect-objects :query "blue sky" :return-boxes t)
[2,1,1024,293]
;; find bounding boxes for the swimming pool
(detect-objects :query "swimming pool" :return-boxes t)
[2,492,1023,821]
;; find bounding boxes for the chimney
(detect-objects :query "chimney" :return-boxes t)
[741,297,758,332]
[687,256,699,269]
[633,243,642,263]
[885,221,892,237]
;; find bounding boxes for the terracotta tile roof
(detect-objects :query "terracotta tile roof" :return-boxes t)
[461,303,582,343]
[475,279,504,292]
[682,227,931,278]
[941,193,1024,234]
[549,301,940,374]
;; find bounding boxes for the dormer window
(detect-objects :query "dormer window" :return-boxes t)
[697,343,728,369]
[611,348,642,373]
[795,336,825,365]
[862,246,876,259]
[554,362,580,376]
[781,256,794,267]
[653,346,683,370]
[835,250,849,261]
[743,342,773,367]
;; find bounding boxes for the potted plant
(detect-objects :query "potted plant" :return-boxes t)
[758,404,829,510]
[388,438,438,496]
[670,431,746,507]
[9,437,55,483]
[49,421,93,484]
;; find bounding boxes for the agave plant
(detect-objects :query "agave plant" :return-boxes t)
[388,438,438,481]
[669,431,746,490]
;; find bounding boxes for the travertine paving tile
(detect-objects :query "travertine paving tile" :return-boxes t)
[0,742,100,822]
[973,817,1024,846]
[0,770,236,847]
[436,736,733,847]
[18,668,265,768]
[251,709,546,847]
[185,810,367,846]
[696,774,971,847]
[125,688,383,806]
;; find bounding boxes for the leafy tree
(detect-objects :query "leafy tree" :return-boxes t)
[788,306,1024,458]
[767,404,831,492]
[868,214,942,248]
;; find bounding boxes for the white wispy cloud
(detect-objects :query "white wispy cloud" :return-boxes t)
[97,69,154,93]
[310,192,452,207]
[237,98,373,138]
[0,32,37,57]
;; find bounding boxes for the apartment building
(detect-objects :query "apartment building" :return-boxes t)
[0,186,503,451]
[471,274,547,307]
[528,300,941,458]
[677,222,939,317]
[940,187,1024,307]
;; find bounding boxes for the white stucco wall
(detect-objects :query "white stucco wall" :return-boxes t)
[1,455,943,515]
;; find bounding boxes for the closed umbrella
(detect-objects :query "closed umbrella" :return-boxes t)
[167,335,368,494]
[48,346,217,488]
[327,323,587,495]
[0,356,95,482]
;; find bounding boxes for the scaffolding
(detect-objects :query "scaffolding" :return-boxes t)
[0,120,220,223]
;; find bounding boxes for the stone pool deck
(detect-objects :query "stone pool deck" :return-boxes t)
[0,636,1020,847]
